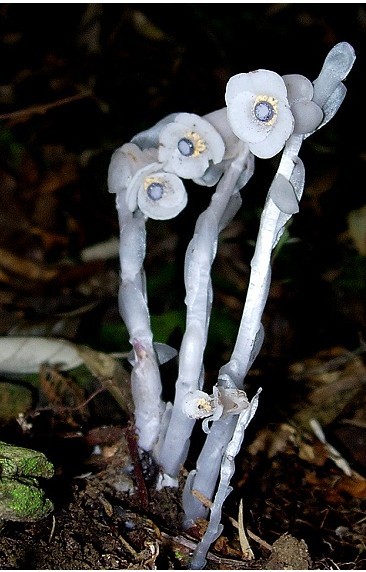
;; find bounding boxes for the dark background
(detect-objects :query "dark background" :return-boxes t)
[0,3,365,393]
[0,5,365,568]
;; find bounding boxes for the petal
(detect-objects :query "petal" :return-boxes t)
[282,74,314,104]
[125,162,161,212]
[161,145,211,179]
[158,113,225,179]
[193,162,226,187]
[312,42,356,107]
[131,112,179,150]
[108,143,152,194]
[158,122,187,161]
[311,82,346,135]
[204,107,240,160]
[227,92,272,144]
[248,104,294,159]
[226,69,288,105]
[291,100,323,134]
[182,390,214,419]
[137,171,187,220]
[269,175,299,214]
[175,113,225,164]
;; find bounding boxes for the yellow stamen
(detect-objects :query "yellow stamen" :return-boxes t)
[253,95,278,126]
[185,131,207,157]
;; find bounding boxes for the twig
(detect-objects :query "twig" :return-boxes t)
[124,421,149,510]
[0,91,93,122]
[48,515,56,543]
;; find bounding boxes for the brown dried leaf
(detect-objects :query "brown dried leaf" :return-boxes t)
[0,247,57,282]
[347,205,366,256]
[39,363,89,424]
[77,345,134,416]
[248,424,297,458]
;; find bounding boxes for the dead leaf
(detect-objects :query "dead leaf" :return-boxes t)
[77,344,134,416]
[347,205,366,256]
[39,363,89,424]
[0,247,57,282]
[0,336,83,374]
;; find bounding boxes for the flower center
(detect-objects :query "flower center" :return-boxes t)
[177,137,195,156]
[178,131,207,157]
[253,95,278,125]
[144,178,165,201]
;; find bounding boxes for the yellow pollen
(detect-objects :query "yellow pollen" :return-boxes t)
[253,95,278,126]
[185,131,207,157]
[197,398,212,413]
[143,176,164,190]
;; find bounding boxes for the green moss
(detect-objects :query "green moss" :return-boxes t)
[0,477,53,521]
[0,442,54,479]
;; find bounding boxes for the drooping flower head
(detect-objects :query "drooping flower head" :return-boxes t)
[225,69,295,159]
[158,112,225,180]
[126,163,187,220]
[225,69,325,158]
[107,143,158,195]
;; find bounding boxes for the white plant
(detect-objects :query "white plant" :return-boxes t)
[108,42,355,568]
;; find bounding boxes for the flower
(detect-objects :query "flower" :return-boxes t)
[225,69,295,159]
[158,113,225,180]
[108,143,158,195]
[126,164,187,220]
[282,74,323,135]
[182,385,250,433]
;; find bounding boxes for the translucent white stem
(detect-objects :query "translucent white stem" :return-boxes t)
[183,133,305,526]
[190,390,261,570]
[116,193,164,453]
[157,145,251,478]
[183,415,237,527]
[220,133,304,389]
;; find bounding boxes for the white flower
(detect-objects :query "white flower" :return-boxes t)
[282,74,323,135]
[225,69,295,159]
[182,385,250,433]
[158,113,225,180]
[126,164,187,220]
[182,390,219,421]
[107,143,158,195]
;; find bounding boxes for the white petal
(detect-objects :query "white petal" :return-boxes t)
[311,83,346,135]
[193,162,226,187]
[227,92,271,144]
[137,171,187,220]
[291,100,323,134]
[312,42,356,107]
[175,113,225,164]
[125,162,161,212]
[204,107,240,160]
[108,143,152,195]
[247,102,294,159]
[226,69,288,105]
[158,113,225,179]
[131,113,179,150]
[158,122,187,161]
[270,175,299,214]
[182,390,214,419]
[164,151,210,180]
[282,74,314,104]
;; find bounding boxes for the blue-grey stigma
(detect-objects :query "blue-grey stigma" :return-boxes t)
[146,182,164,201]
[254,101,275,122]
[177,137,195,157]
